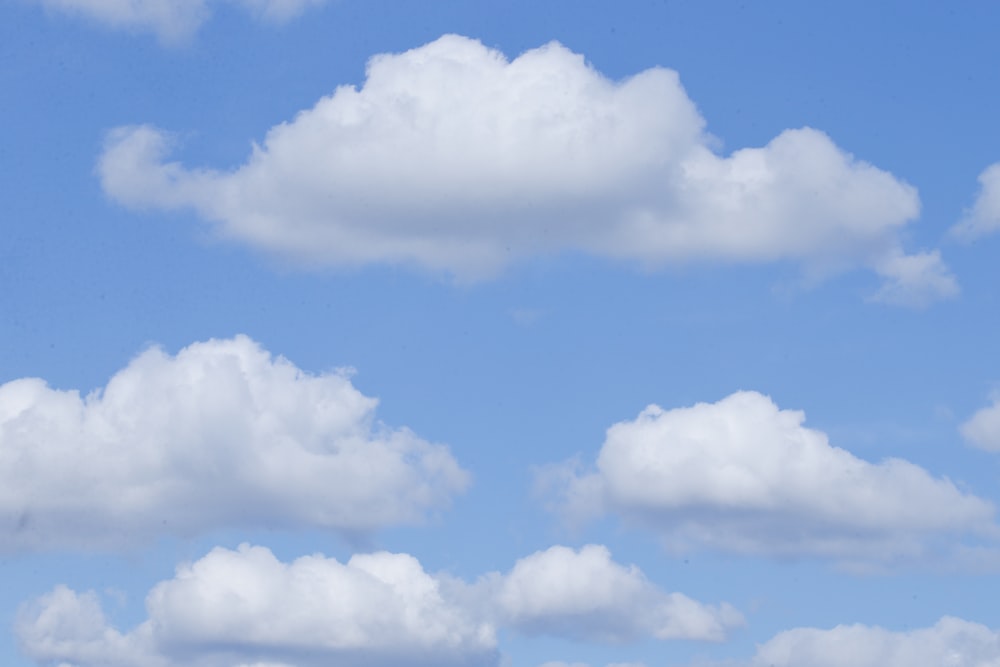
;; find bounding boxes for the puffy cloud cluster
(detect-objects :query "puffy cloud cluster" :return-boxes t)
[961,394,1000,451]
[16,543,739,666]
[749,616,1000,667]
[24,551,1000,667]
[99,35,954,303]
[32,0,325,43]
[17,544,498,667]
[545,391,996,565]
[952,163,1000,240]
[0,335,469,551]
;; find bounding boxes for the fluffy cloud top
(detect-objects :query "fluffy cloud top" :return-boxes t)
[0,335,469,551]
[961,394,1000,451]
[749,616,1000,667]
[17,544,498,667]
[16,543,738,666]
[495,544,742,643]
[545,391,995,565]
[952,163,1000,240]
[33,0,325,42]
[98,35,953,303]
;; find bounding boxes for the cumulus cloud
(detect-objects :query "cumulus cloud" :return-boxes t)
[952,163,1000,240]
[98,35,953,302]
[543,391,996,565]
[0,335,469,551]
[16,544,498,667]
[32,0,325,43]
[746,616,1000,667]
[495,544,742,643]
[16,544,738,666]
[961,394,1000,451]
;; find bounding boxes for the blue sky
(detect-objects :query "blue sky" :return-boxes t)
[2,1,1000,665]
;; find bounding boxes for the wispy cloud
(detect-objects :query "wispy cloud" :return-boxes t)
[31,0,327,43]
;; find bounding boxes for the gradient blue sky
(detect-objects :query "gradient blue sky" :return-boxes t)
[3,2,1000,666]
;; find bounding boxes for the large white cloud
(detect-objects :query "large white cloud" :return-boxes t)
[747,616,1000,667]
[495,544,742,643]
[544,391,996,565]
[32,0,325,43]
[98,35,955,303]
[961,394,1000,451]
[16,543,738,666]
[16,544,499,667]
[0,335,469,551]
[952,163,1000,240]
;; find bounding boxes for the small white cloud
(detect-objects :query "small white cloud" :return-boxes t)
[951,163,1000,240]
[32,0,325,43]
[545,391,996,565]
[0,335,469,551]
[99,35,949,301]
[16,544,498,667]
[14,586,158,667]
[961,394,1000,451]
[749,616,1000,667]
[509,308,544,327]
[496,544,742,642]
[235,0,326,23]
[869,248,959,308]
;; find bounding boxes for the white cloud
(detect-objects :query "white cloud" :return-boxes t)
[16,544,498,667]
[869,248,959,307]
[545,391,996,565]
[15,543,738,666]
[0,335,469,551]
[98,35,952,301]
[961,394,1000,451]
[952,163,1000,240]
[748,616,1000,667]
[15,586,158,667]
[495,544,742,642]
[32,0,325,43]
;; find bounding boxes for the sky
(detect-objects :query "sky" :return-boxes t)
[2,1,1000,666]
